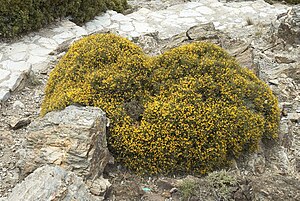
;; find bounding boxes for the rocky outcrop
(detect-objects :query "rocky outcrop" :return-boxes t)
[135,22,257,74]
[234,173,300,201]
[16,105,112,195]
[0,1,299,200]
[6,165,100,201]
[278,5,300,45]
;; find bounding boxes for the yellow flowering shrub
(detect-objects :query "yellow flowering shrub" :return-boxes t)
[41,33,280,175]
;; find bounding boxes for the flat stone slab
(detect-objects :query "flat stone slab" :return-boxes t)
[0,72,26,91]
[1,61,31,73]
[7,165,99,201]
[0,69,11,82]
[0,88,10,102]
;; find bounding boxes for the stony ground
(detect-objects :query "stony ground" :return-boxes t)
[0,0,299,200]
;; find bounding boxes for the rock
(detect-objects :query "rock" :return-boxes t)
[110,13,132,22]
[29,46,52,57]
[247,153,266,174]
[95,13,112,27]
[107,180,144,200]
[132,32,161,55]
[0,69,11,82]
[160,31,188,51]
[234,173,300,201]
[38,37,58,49]
[0,89,10,102]
[160,22,223,52]
[269,146,291,174]
[160,22,257,74]
[156,179,175,191]
[6,165,100,201]
[170,187,178,194]
[275,56,296,64]
[8,52,27,62]
[282,65,300,84]
[161,191,172,198]
[71,26,88,37]
[142,194,166,201]
[287,113,300,123]
[49,38,76,55]
[53,31,76,45]
[17,105,112,193]
[120,23,135,32]
[86,177,111,196]
[186,22,218,41]
[0,71,28,92]
[269,79,279,86]
[12,100,25,110]
[195,6,215,15]
[278,120,291,149]
[9,118,31,130]
[0,61,31,74]
[228,42,255,72]
[132,21,155,33]
[278,5,300,45]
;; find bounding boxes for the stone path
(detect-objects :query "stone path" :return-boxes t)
[0,0,289,102]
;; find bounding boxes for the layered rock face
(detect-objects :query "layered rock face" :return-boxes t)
[278,5,300,45]
[16,105,112,196]
[6,165,99,201]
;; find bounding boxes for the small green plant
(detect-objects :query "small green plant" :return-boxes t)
[207,170,237,200]
[179,179,198,200]
[284,0,300,4]
[28,72,42,87]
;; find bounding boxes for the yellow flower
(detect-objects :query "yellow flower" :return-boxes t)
[41,33,280,175]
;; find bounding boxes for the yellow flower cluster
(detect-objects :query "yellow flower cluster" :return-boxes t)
[41,33,280,175]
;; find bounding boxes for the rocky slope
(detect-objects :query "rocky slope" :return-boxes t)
[0,0,299,200]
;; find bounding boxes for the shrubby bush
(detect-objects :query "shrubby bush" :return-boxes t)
[284,0,300,4]
[0,0,128,38]
[41,33,280,175]
[268,0,300,4]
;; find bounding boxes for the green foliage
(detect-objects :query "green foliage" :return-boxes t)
[179,171,237,201]
[267,0,300,4]
[284,0,300,4]
[41,33,280,175]
[0,0,128,38]
[179,179,198,200]
[207,170,237,200]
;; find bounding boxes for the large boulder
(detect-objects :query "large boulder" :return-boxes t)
[7,165,100,201]
[16,105,112,195]
[278,5,300,45]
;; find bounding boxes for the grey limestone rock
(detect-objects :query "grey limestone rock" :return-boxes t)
[16,105,112,195]
[278,5,300,45]
[234,173,300,201]
[7,165,101,201]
